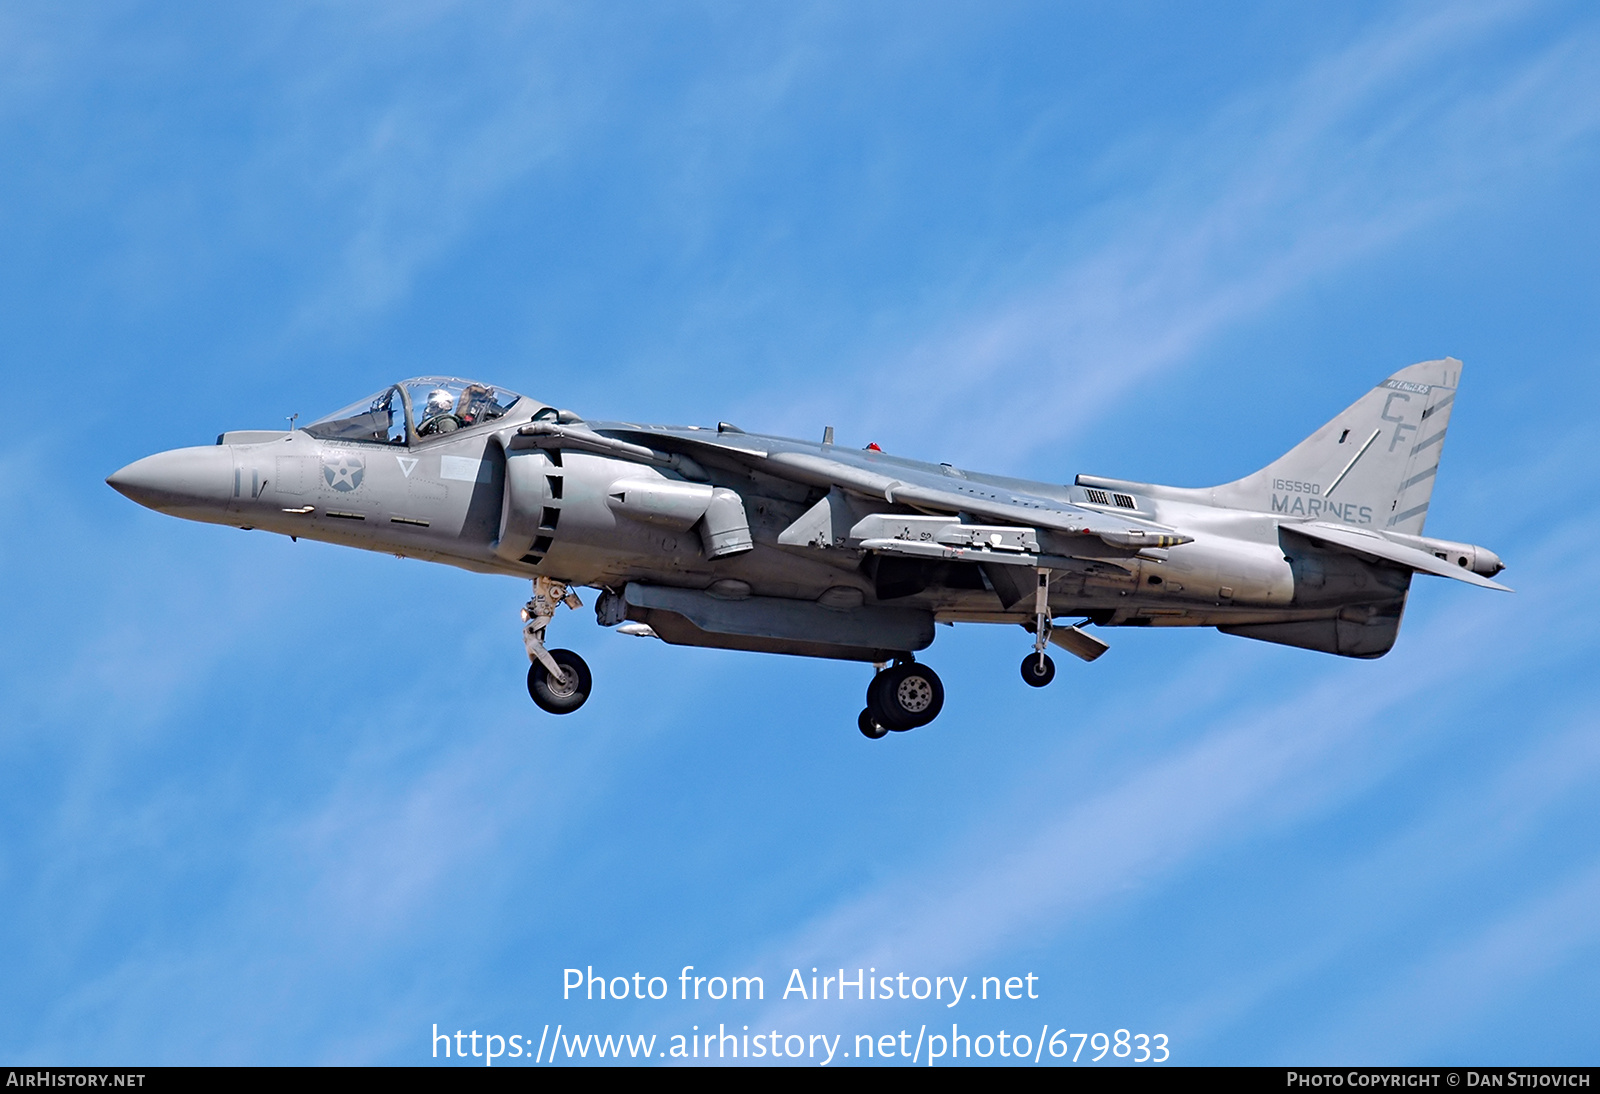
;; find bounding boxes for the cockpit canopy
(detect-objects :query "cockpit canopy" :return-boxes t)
[305,378,526,445]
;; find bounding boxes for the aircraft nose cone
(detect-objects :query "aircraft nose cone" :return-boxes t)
[107,446,234,516]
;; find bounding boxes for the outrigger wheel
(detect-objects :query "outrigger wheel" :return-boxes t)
[865,661,945,733]
[1020,652,1056,688]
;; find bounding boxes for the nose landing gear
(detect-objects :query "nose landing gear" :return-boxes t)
[522,577,591,715]
[528,649,592,714]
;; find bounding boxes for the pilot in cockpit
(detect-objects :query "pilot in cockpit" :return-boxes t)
[418,387,460,435]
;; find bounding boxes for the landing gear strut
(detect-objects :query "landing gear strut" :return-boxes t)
[522,577,591,715]
[1022,566,1057,688]
[859,659,944,738]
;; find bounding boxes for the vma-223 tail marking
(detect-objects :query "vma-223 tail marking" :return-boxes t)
[108,359,1506,739]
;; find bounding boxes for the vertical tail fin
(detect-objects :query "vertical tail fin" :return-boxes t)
[1205,358,1461,534]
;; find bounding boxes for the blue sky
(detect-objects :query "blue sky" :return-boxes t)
[3,0,1599,1066]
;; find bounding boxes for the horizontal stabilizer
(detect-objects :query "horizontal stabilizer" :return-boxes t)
[1289,522,1512,591]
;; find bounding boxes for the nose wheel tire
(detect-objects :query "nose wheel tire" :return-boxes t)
[867,662,945,731]
[858,708,889,739]
[1020,652,1056,688]
[528,648,592,714]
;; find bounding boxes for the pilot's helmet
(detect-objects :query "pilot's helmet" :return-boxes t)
[424,388,454,416]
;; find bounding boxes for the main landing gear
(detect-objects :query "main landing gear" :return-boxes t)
[858,659,945,739]
[523,576,592,715]
[859,569,1066,738]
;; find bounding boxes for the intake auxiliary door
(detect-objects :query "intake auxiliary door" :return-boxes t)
[495,443,560,565]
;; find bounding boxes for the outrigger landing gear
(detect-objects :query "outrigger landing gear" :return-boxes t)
[1021,652,1056,687]
[522,577,591,715]
[1022,567,1058,689]
[859,658,945,738]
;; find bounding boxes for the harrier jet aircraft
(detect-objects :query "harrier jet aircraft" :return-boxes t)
[107,359,1507,739]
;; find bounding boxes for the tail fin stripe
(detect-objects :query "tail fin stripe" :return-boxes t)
[1420,393,1454,420]
[1389,502,1429,527]
[1401,465,1438,491]
[1324,428,1381,498]
[1410,430,1446,456]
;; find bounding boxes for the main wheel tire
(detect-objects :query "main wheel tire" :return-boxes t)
[1020,652,1056,688]
[866,671,889,720]
[869,662,945,730]
[528,648,592,714]
[858,708,888,739]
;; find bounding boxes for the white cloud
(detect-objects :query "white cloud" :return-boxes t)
[753,2,1600,464]
[1159,700,1600,1057]
[1292,856,1600,1062]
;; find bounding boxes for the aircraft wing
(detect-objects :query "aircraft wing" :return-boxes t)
[1287,521,1513,591]
[555,423,1192,551]
[761,451,1191,547]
